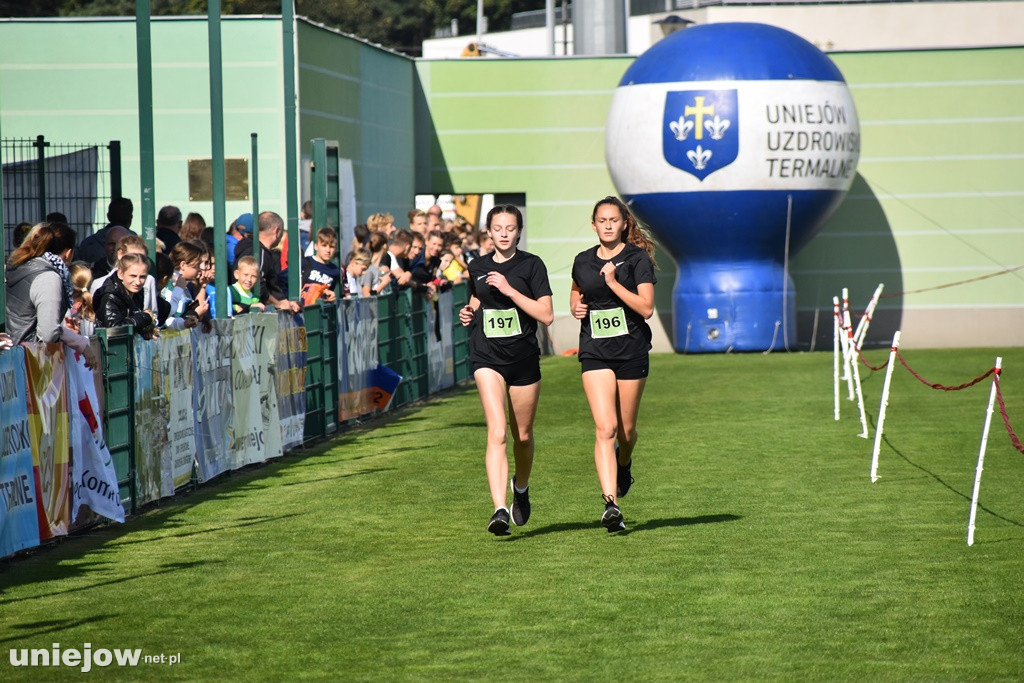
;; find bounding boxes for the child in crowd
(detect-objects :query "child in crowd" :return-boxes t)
[231,255,266,315]
[200,250,219,319]
[442,241,468,283]
[154,253,174,327]
[68,262,97,337]
[346,249,373,298]
[436,250,455,288]
[161,241,208,330]
[301,227,343,305]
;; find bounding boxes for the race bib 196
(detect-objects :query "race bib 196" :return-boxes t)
[483,308,522,338]
[590,307,628,338]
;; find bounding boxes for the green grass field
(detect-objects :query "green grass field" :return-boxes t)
[2,349,1023,681]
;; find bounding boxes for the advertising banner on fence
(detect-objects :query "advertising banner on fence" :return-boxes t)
[0,346,41,558]
[338,298,378,421]
[67,354,125,524]
[276,312,307,451]
[231,313,282,468]
[23,343,70,542]
[193,319,234,483]
[163,330,196,490]
[427,291,455,394]
[133,338,167,505]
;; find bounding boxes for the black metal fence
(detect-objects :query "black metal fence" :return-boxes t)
[1,136,122,256]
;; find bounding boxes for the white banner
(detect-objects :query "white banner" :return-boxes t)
[231,313,282,468]
[428,291,455,394]
[163,330,196,490]
[67,355,125,524]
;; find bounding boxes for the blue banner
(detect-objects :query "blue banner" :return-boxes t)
[338,298,378,421]
[0,347,41,558]
[276,312,307,451]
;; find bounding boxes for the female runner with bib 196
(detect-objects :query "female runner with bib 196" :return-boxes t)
[460,205,553,536]
[570,196,657,532]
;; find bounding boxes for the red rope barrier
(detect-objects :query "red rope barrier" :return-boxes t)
[857,346,889,372]
[895,350,996,391]
[994,372,1024,454]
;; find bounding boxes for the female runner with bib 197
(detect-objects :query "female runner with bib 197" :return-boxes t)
[460,205,553,536]
[570,196,657,532]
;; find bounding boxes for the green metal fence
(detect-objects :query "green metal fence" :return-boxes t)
[93,286,472,515]
[96,326,137,515]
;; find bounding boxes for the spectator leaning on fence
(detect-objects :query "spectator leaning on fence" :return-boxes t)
[161,240,208,330]
[231,256,266,315]
[4,221,97,367]
[412,230,452,294]
[90,233,160,314]
[234,211,301,313]
[301,226,342,305]
[383,229,413,287]
[94,254,158,340]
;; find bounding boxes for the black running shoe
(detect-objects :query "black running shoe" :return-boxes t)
[510,476,531,526]
[616,445,634,499]
[488,508,511,536]
[601,494,625,533]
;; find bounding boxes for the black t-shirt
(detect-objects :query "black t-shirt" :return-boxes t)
[571,243,656,361]
[468,250,552,366]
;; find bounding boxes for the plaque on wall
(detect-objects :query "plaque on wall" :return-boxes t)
[187,158,249,201]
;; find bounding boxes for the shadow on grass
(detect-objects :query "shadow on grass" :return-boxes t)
[0,614,116,644]
[505,513,741,540]
[105,512,309,546]
[0,560,219,605]
[620,514,743,535]
[279,467,395,488]
[885,435,1024,528]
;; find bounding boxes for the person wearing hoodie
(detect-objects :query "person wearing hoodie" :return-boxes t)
[4,221,97,367]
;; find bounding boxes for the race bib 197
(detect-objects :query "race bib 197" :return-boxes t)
[483,308,522,338]
[590,307,627,338]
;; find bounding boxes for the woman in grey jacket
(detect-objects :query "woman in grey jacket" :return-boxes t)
[5,222,97,367]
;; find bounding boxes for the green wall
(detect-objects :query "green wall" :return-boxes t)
[296,20,415,222]
[414,57,642,349]
[1,16,1020,349]
[0,17,287,228]
[0,16,418,235]
[415,48,1024,350]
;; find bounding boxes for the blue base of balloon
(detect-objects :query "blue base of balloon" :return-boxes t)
[672,260,795,353]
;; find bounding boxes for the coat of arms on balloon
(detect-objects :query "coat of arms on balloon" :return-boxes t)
[663,90,737,180]
[606,22,860,352]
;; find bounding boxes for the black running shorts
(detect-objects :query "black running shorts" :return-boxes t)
[580,355,649,380]
[473,356,541,386]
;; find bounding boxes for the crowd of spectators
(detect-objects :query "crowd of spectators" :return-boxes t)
[3,197,494,354]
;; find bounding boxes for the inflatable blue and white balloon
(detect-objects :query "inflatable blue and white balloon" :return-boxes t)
[606,22,860,352]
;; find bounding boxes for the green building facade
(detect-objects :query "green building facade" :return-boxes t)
[2,17,1021,351]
